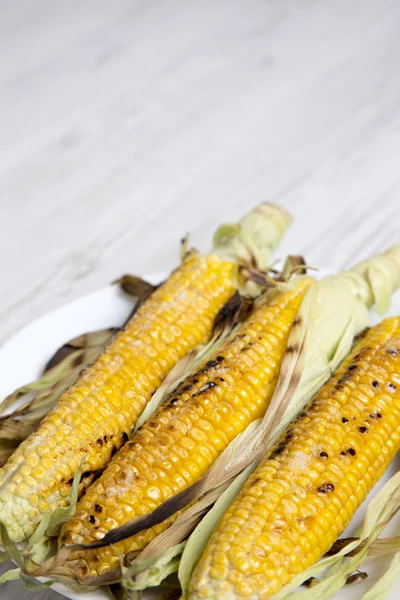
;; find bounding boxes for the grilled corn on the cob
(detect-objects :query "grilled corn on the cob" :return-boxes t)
[60,279,313,578]
[189,317,400,599]
[0,204,291,543]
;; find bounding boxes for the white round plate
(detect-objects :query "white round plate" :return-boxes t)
[0,271,399,600]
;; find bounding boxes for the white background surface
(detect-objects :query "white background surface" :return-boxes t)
[1,1,400,598]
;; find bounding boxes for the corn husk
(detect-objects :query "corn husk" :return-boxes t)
[102,245,400,596]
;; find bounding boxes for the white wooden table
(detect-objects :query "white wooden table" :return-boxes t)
[1,1,400,598]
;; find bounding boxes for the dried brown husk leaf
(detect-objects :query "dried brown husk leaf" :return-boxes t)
[113,275,158,302]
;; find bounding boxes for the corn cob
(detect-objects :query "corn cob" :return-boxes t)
[0,204,291,543]
[189,317,400,600]
[60,278,313,578]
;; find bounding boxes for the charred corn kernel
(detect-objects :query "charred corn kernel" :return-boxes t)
[0,253,238,542]
[60,279,313,577]
[190,317,400,600]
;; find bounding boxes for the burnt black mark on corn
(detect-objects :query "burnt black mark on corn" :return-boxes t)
[206,360,219,368]
[372,381,380,389]
[377,412,382,418]
[104,435,108,443]
[358,426,368,434]
[319,451,329,459]
[335,368,356,389]
[342,417,349,424]
[213,291,242,335]
[317,483,335,494]
[216,356,225,362]
[97,438,103,446]
[181,385,193,392]
[88,515,96,524]
[193,357,225,378]
[387,382,397,392]
[293,316,302,326]
[348,365,357,371]
[111,446,118,457]
[93,504,102,513]
[348,448,356,456]
[270,439,289,459]
[121,432,129,443]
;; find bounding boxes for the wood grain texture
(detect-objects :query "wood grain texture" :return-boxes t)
[1,0,400,598]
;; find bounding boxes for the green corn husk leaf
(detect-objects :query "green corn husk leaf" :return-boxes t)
[123,544,185,591]
[20,573,54,591]
[0,567,21,583]
[362,551,400,600]
[115,245,400,592]
[214,202,292,270]
[0,522,25,568]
